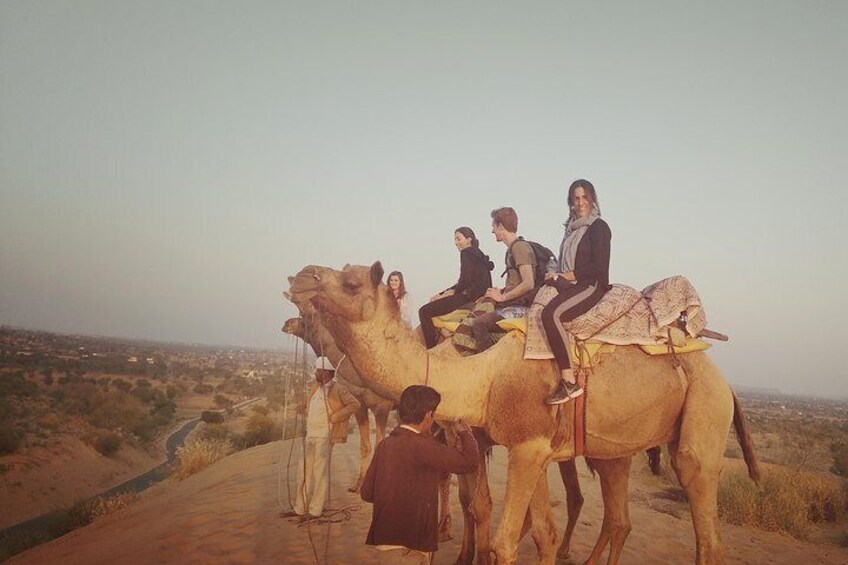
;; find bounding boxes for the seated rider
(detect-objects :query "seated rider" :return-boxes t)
[418,227,494,349]
[465,207,536,352]
[542,179,612,404]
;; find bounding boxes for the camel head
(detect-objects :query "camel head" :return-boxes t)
[287,262,391,326]
[281,317,305,339]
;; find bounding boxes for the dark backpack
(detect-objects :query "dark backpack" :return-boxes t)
[503,237,556,288]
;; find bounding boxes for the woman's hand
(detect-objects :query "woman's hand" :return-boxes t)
[544,272,559,281]
[484,288,504,302]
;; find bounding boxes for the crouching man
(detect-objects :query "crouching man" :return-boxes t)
[281,356,360,523]
[361,385,479,564]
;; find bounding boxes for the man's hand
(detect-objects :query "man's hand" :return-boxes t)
[484,288,503,302]
[452,420,471,434]
[545,272,559,281]
[563,271,576,282]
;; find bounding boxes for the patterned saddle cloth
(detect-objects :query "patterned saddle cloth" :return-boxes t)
[433,275,710,364]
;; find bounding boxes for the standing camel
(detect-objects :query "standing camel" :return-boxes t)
[282,314,394,493]
[288,262,759,565]
[285,295,592,562]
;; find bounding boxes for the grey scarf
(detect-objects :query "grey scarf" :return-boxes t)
[558,208,600,272]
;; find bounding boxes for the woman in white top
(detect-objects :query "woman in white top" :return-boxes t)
[387,271,413,327]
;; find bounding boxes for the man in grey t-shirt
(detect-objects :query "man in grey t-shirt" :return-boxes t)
[469,207,536,351]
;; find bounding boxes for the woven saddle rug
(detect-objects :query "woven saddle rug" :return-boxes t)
[524,275,707,360]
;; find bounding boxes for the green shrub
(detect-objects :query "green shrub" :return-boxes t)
[0,426,23,455]
[0,372,38,399]
[201,410,224,424]
[94,432,122,456]
[243,413,279,447]
[193,383,214,394]
[213,394,233,409]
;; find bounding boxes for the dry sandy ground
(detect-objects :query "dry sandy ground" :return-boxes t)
[0,435,160,528]
[9,435,848,565]
[0,389,221,529]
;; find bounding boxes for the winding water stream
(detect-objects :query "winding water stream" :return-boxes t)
[0,397,262,551]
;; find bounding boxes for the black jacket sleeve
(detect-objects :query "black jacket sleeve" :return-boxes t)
[574,221,611,285]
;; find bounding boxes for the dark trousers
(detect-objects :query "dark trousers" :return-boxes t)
[540,281,598,372]
[419,294,471,348]
[471,308,503,352]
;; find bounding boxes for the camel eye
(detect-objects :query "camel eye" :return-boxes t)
[342,279,361,294]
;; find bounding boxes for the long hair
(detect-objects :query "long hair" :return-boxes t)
[454,226,480,248]
[387,270,407,299]
[567,179,601,222]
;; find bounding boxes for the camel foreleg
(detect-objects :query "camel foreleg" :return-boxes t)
[527,473,560,565]
[556,459,584,563]
[583,456,632,565]
[348,405,371,493]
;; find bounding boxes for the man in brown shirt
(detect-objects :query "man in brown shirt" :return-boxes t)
[361,385,479,564]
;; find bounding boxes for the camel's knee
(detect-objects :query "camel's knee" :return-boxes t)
[672,444,702,487]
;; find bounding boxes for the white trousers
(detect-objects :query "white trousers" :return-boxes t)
[294,436,332,516]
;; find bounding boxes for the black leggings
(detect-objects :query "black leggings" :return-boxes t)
[541,281,598,372]
[419,293,472,348]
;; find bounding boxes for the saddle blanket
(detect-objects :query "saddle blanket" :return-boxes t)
[431,274,709,364]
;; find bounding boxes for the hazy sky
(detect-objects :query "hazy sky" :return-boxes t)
[1,2,846,396]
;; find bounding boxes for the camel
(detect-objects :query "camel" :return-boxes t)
[283,298,593,561]
[288,262,758,564]
[281,313,394,493]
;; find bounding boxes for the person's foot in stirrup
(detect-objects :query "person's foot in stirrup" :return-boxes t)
[546,378,584,405]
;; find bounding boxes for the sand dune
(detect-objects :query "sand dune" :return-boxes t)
[9,435,848,564]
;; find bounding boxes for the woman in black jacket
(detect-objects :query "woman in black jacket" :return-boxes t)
[419,227,494,349]
[543,179,612,404]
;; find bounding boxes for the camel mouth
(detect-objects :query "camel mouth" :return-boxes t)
[287,271,321,305]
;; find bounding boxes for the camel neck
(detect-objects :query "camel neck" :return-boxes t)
[327,302,493,426]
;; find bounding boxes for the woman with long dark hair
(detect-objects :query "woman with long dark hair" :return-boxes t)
[419,227,494,348]
[543,179,613,404]
[388,271,413,327]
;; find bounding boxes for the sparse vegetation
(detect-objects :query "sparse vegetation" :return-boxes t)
[718,465,847,540]
[94,432,122,456]
[175,437,232,479]
[830,440,848,478]
[243,413,280,447]
[201,410,224,424]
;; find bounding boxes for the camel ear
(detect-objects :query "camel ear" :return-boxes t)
[370,261,384,287]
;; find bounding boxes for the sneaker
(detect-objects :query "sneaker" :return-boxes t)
[546,379,584,405]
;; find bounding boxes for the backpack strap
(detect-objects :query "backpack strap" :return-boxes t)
[502,237,525,278]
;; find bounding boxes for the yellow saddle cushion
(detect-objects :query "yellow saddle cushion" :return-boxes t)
[430,310,709,361]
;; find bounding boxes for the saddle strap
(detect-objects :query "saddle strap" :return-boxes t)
[574,370,588,457]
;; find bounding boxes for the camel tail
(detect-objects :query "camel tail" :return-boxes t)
[732,390,761,483]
